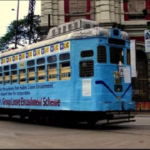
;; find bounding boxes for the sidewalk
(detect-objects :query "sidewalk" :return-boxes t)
[134,111,150,117]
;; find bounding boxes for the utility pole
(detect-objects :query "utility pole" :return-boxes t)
[48,14,51,29]
[15,0,20,49]
[28,0,36,44]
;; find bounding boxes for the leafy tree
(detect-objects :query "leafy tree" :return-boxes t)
[0,14,41,51]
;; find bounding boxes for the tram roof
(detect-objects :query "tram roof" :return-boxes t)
[0,27,129,58]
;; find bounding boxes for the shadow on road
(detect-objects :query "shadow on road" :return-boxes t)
[0,115,147,131]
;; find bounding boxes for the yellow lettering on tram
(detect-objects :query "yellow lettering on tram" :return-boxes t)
[21,53,26,60]
[28,51,33,58]
[53,44,59,52]
[3,58,6,64]
[8,56,12,62]
[36,49,41,56]
[44,47,49,54]
[64,41,70,49]
[14,55,19,61]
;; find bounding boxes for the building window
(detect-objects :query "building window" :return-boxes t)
[128,0,145,20]
[69,0,87,21]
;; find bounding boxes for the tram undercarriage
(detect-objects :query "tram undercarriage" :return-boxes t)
[0,108,135,126]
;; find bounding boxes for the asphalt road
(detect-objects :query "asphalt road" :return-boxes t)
[0,114,150,149]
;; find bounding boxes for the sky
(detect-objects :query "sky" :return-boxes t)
[0,0,41,37]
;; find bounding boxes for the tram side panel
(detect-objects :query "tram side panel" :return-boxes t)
[0,46,74,111]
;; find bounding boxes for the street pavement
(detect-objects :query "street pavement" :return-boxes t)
[0,114,150,149]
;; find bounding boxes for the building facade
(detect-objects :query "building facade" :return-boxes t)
[41,0,150,111]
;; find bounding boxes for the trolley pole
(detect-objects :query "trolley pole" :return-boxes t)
[15,0,20,49]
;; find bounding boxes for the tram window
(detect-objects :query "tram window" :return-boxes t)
[97,46,106,63]
[4,65,9,71]
[47,55,57,63]
[19,69,26,84]
[0,73,2,84]
[4,72,10,84]
[28,67,35,83]
[0,67,2,72]
[81,50,93,57]
[12,71,17,75]
[108,38,125,46]
[110,47,123,64]
[38,66,45,71]
[47,64,57,81]
[127,49,130,65]
[59,53,70,61]
[80,61,94,77]
[11,64,17,70]
[27,60,35,67]
[60,62,70,80]
[12,80,17,84]
[37,65,45,82]
[11,70,17,84]
[37,58,45,65]
[20,69,26,74]
[49,64,57,69]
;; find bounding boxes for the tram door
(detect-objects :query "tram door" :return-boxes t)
[132,50,149,101]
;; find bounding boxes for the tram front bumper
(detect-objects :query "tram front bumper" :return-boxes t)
[101,101,135,111]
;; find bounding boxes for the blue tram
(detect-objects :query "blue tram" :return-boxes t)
[0,19,135,125]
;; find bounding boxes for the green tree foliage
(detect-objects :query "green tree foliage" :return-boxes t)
[0,14,41,51]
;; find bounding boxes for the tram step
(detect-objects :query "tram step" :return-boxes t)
[101,119,136,125]
[109,115,135,120]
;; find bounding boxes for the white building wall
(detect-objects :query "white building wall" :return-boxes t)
[41,0,64,27]
[40,0,147,38]
[41,0,120,26]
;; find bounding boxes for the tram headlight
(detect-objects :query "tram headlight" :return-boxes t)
[114,85,122,92]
